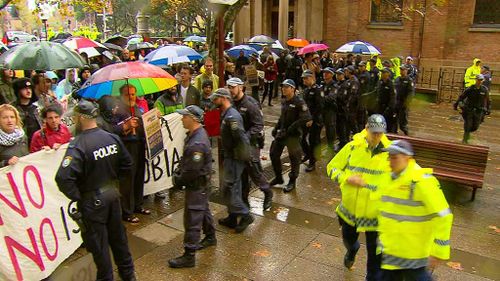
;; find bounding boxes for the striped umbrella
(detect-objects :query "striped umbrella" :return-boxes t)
[335,41,381,55]
[144,44,202,66]
[63,37,106,50]
[77,61,178,99]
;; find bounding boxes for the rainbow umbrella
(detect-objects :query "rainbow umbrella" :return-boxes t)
[77,61,178,99]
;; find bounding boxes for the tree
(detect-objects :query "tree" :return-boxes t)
[150,0,210,35]
[0,0,14,11]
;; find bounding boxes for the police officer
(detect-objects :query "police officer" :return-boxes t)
[269,79,312,192]
[345,66,361,135]
[55,100,137,281]
[326,114,391,281]
[376,140,453,280]
[300,70,324,172]
[377,68,397,133]
[357,61,370,128]
[368,58,380,93]
[394,64,415,135]
[169,105,216,268]
[454,74,490,144]
[321,67,338,153]
[227,77,273,210]
[210,88,254,232]
[335,68,350,150]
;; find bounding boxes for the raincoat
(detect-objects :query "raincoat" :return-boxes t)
[464,58,481,87]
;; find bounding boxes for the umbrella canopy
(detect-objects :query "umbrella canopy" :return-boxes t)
[50,32,72,41]
[103,42,124,52]
[127,42,154,51]
[298,43,329,55]
[0,41,85,70]
[226,45,258,58]
[287,38,309,48]
[63,37,106,50]
[183,35,206,43]
[248,35,275,44]
[335,41,381,55]
[144,44,202,66]
[127,36,143,45]
[77,61,178,99]
[105,35,128,47]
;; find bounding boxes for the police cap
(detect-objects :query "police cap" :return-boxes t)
[335,68,345,75]
[366,114,387,133]
[346,65,356,73]
[74,99,99,119]
[209,88,232,101]
[322,67,335,75]
[383,140,414,156]
[301,69,314,78]
[177,105,204,123]
[281,79,296,88]
[381,67,391,74]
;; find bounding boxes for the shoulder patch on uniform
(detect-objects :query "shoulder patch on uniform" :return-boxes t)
[230,121,239,130]
[193,151,203,162]
[61,156,72,168]
[302,104,308,111]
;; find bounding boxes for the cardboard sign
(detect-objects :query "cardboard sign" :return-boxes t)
[245,65,259,87]
[142,108,164,159]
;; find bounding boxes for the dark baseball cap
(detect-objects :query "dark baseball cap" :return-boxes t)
[281,79,296,88]
[176,105,204,123]
[74,99,99,119]
[383,140,414,156]
[12,78,32,95]
[301,69,314,78]
[209,88,231,101]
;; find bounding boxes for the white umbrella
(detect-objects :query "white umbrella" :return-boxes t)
[335,41,381,55]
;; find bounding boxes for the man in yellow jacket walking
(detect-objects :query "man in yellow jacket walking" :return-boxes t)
[376,140,453,280]
[327,114,391,281]
[464,58,482,88]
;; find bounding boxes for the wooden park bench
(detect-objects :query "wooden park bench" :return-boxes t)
[386,134,489,201]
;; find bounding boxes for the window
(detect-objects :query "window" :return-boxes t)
[473,0,500,25]
[370,0,403,24]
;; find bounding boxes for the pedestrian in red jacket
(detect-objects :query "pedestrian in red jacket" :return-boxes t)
[30,104,72,152]
[262,56,278,106]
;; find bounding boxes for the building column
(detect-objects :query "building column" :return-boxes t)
[252,0,263,35]
[234,4,251,44]
[278,0,289,44]
[309,0,323,41]
[296,0,308,39]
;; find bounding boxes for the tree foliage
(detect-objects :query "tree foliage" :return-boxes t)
[150,0,209,35]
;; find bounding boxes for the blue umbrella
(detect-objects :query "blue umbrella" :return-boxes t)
[226,45,258,58]
[335,41,381,55]
[144,44,202,66]
[183,35,206,43]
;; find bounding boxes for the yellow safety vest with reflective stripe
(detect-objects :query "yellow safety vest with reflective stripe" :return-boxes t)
[374,159,453,270]
[326,130,391,232]
[464,58,481,87]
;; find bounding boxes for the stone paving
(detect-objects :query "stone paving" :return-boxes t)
[47,96,500,281]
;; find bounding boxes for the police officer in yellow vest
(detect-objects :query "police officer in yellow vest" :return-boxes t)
[327,114,391,281]
[375,140,452,281]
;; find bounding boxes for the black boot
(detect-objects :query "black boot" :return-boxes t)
[263,189,273,210]
[305,162,315,172]
[199,234,217,249]
[218,213,238,228]
[269,176,284,186]
[168,248,195,268]
[343,245,359,269]
[283,179,296,193]
[462,132,470,144]
[235,214,254,233]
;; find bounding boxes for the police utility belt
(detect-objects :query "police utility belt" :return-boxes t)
[186,175,210,190]
[81,182,118,200]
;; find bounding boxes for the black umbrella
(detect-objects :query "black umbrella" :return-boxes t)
[50,32,73,41]
[103,42,123,52]
[127,42,154,51]
[105,36,128,47]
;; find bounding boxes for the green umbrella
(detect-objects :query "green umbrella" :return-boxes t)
[0,41,85,70]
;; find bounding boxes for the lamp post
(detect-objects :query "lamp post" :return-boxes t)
[40,13,49,41]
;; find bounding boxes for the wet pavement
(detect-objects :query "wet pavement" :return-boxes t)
[47,95,500,281]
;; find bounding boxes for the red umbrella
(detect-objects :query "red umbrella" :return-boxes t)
[298,43,329,55]
[287,38,309,48]
[63,36,106,50]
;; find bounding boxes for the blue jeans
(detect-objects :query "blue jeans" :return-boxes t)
[223,158,248,215]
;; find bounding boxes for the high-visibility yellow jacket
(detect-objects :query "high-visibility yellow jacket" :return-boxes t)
[464,58,481,87]
[366,55,383,71]
[326,130,391,232]
[374,159,453,270]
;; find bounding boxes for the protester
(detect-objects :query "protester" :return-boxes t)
[30,104,72,152]
[56,68,78,99]
[155,86,184,116]
[199,80,214,111]
[31,72,58,108]
[0,104,29,167]
[13,78,41,144]
[178,65,200,106]
[262,56,278,106]
[235,50,250,76]
[194,57,219,91]
[0,69,15,105]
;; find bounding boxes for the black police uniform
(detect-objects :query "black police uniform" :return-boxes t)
[454,84,490,143]
[368,67,380,93]
[301,84,324,168]
[376,78,397,133]
[286,55,303,88]
[346,75,361,135]
[336,78,350,149]
[357,70,371,127]
[55,127,136,281]
[219,106,252,225]
[394,75,415,135]
[233,94,272,208]
[112,101,147,220]
[270,94,312,188]
[321,79,338,150]
[176,127,215,250]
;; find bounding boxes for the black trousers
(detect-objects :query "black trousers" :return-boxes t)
[348,113,360,135]
[323,110,337,148]
[251,86,260,102]
[381,267,432,281]
[270,136,302,181]
[262,81,275,105]
[463,109,483,133]
[120,141,146,218]
[336,114,349,149]
[357,107,367,132]
[340,218,381,281]
[301,123,322,165]
[242,147,270,206]
[397,106,409,134]
[184,186,216,250]
[80,189,135,281]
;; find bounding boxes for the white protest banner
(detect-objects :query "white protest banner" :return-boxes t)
[0,145,82,281]
[143,112,186,195]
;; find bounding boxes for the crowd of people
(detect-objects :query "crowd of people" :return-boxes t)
[0,40,492,281]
